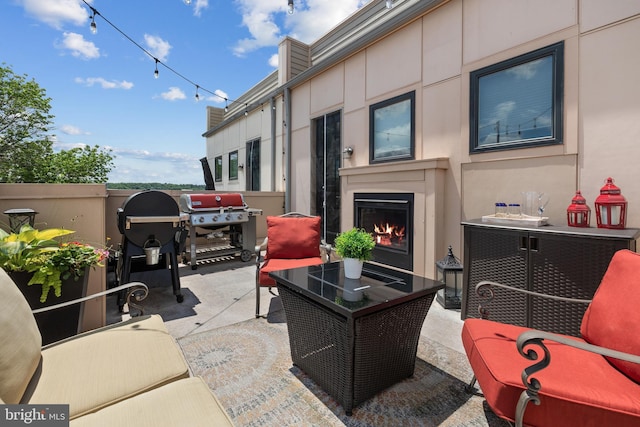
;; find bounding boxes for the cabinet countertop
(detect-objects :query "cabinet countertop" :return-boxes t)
[462,219,640,240]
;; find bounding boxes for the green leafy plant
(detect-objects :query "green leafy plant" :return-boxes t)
[333,227,376,261]
[0,225,108,302]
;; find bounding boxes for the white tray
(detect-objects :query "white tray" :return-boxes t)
[481,214,548,227]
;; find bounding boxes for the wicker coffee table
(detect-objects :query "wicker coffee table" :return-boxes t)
[270,262,443,415]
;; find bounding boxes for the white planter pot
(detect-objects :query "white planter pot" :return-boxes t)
[343,257,364,279]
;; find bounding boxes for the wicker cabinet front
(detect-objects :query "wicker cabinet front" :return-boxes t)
[462,221,638,336]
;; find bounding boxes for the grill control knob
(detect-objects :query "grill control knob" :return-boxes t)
[212,216,218,222]
[225,214,231,221]
[237,214,244,221]
[198,216,204,223]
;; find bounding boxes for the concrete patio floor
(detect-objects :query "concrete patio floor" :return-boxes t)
[106,257,466,355]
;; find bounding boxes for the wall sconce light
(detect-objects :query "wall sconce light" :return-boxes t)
[343,146,354,158]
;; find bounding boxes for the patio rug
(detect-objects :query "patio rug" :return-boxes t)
[177,317,510,427]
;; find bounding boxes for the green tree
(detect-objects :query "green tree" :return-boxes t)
[0,63,114,183]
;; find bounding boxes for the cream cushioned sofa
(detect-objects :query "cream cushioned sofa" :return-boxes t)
[0,268,234,426]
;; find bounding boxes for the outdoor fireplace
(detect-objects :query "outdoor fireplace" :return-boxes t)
[354,193,413,271]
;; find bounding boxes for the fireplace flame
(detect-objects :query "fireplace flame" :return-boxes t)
[373,223,405,246]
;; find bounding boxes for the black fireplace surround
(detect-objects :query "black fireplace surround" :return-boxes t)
[354,193,414,271]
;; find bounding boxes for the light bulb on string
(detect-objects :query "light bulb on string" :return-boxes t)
[195,86,200,101]
[153,58,159,79]
[184,0,191,4]
[386,0,393,9]
[244,104,249,116]
[288,0,294,14]
[224,98,228,113]
[90,16,97,34]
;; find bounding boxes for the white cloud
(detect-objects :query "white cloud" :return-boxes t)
[507,59,543,80]
[194,0,209,17]
[74,77,134,89]
[106,147,204,184]
[159,87,187,101]
[285,0,368,43]
[210,89,229,104]
[59,32,100,59]
[20,0,89,29]
[232,0,368,56]
[59,124,89,135]
[144,34,172,62]
[268,53,279,68]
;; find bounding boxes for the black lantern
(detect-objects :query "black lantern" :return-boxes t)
[436,245,463,309]
[4,208,38,233]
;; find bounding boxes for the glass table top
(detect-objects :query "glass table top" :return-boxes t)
[270,261,443,316]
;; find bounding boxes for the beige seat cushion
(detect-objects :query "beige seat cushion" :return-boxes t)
[69,377,235,427]
[0,269,42,404]
[24,314,190,419]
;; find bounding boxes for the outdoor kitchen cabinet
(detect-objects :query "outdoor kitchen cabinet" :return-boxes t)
[461,219,640,336]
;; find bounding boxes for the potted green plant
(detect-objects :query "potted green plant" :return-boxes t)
[0,225,108,344]
[333,227,376,279]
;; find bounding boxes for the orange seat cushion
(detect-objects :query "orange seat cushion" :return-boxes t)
[265,216,321,259]
[462,318,640,427]
[258,257,324,287]
[580,250,640,383]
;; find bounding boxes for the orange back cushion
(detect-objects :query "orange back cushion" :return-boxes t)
[266,215,321,259]
[581,249,640,382]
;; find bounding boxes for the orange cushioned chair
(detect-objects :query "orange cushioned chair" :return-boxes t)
[254,213,329,318]
[462,249,640,427]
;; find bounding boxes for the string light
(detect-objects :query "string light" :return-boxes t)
[385,0,394,9]
[89,10,97,34]
[80,0,266,115]
[195,85,200,101]
[288,0,294,14]
[184,0,191,4]
[244,104,249,116]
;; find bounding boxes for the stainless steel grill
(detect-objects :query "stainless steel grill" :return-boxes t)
[179,193,262,269]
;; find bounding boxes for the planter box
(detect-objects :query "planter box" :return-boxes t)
[10,269,89,345]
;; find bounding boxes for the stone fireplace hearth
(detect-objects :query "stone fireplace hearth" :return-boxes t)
[340,158,448,278]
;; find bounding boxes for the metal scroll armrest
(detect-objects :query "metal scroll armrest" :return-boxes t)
[474,280,592,320]
[255,237,268,268]
[31,282,149,317]
[513,329,640,427]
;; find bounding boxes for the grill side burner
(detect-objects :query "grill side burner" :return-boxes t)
[179,193,262,269]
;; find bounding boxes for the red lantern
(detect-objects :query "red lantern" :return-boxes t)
[566,190,590,227]
[595,177,627,229]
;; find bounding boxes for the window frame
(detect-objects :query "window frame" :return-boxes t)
[228,150,238,181]
[369,91,415,164]
[469,42,564,153]
[214,156,222,182]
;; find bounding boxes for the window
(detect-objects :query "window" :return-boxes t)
[369,91,415,163]
[246,139,260,191]
[470,42,564,153]
[214,156,222,182]
[229,151,238,180]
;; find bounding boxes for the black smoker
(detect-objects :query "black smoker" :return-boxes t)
[116,191,186,309]
[354,193,414,271]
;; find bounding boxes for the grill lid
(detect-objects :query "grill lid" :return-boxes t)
[179,193,246,212]
[117,190,182,247]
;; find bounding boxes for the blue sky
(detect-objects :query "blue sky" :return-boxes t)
[2,0,369,184]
